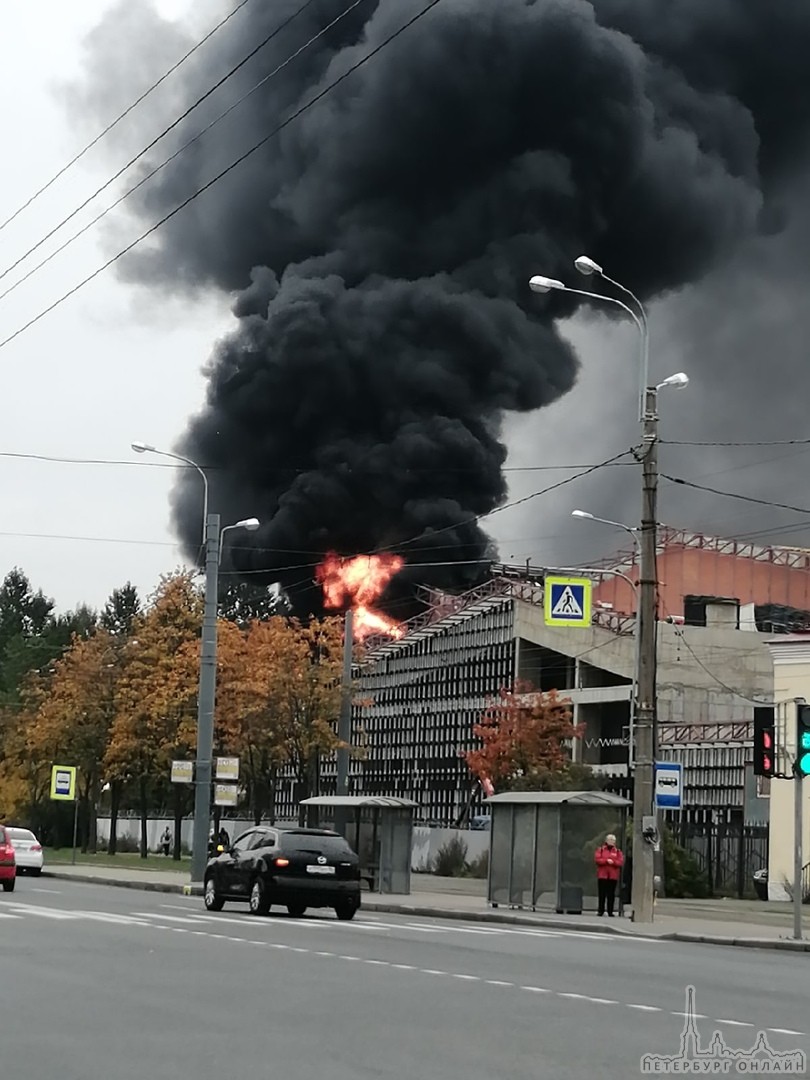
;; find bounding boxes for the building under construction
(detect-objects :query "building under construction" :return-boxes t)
[325,529,810,827]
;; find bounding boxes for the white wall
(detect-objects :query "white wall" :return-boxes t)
[94,816,490,871]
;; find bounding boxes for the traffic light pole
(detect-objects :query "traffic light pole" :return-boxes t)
[794,763,803,941]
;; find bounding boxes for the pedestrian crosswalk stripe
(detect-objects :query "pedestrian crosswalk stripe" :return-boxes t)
[551,585,583,617]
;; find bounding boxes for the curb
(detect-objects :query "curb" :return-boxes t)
[40,871,810,951]
[42,870,203,897]
[360,899,643,938]
[669,931,810,953]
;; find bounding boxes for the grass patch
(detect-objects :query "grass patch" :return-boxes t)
[44,849,191,873]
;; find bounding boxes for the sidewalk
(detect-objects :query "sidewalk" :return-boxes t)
[39,864,810,953]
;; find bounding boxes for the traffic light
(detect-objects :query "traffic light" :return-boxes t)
[753,708,775,777]
[796,704,810,776]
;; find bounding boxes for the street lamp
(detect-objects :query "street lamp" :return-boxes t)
[132,442,260,884]
[531,265,688,925]
[131,442,208,549]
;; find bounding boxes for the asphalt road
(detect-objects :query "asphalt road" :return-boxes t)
[1,878,807,1080]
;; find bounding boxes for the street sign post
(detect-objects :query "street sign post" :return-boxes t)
[50,765,79,865]
[214,784,238,808]
[544,576,592,628]
[215,757,240,782]
[171,761,194,784]
[654,762,683,810]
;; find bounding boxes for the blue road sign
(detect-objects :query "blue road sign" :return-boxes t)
[655,762,683,809]
[544,576,591,628]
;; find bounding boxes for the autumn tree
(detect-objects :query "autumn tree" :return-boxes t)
[25,629,123,851]
[464,682,584,794]
[210,616,345,824]
[105,572,202,857]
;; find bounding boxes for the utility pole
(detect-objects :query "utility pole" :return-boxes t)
[191,512,220,884]
[631,386,658,924]
[334,609,354,839]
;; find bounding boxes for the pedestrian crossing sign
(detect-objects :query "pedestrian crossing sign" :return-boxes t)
[544,576,592,627]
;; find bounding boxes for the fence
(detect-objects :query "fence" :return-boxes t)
[669,818,768,899]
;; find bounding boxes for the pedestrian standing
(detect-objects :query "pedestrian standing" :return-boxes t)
[594,833,624,917]
[160,827,171,857]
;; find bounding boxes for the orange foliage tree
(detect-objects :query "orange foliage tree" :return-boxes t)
[105,571,202,857]
[464,682,584,793]
[25,629,127,851]
[209,615,345,823]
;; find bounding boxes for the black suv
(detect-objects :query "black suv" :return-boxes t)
[203,827,361,920]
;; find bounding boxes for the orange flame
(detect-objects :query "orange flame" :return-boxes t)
[316,552,405,641]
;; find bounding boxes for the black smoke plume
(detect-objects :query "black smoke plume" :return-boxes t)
[79,0,810,614]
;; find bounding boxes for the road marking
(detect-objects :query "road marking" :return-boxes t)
[29,888,61,894]
[0,911,21,919]
[671,1012,708,1020]
[100,919,808,1037]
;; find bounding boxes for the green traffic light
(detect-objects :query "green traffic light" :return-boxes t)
[801,731,810,750]
[800,752,810,776]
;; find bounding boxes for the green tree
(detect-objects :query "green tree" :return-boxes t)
[217,578,289,628]
[99,583,141,636]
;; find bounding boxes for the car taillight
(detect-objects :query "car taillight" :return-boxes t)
[31,844,42,852]
[274,857,290,867]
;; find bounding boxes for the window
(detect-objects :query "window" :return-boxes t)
[280,832,354,857]
[252,831,276,849]
[231,831,257,853]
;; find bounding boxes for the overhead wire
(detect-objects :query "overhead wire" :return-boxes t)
[0,0,368,304]
[0,0,327,291]
[661,473,810,518]
[0,0,257,235]
[0,0,448,354]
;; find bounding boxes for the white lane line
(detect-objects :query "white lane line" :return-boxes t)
[131,913,204,925]
[671,1012,708,1020]
[122,922,810,1035]
[29,888,61,894]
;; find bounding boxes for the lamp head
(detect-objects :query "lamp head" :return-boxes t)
[574,255,602,276]
[131,441,155,454]
[529,275,565,294]
[571,509,594,520]
[657,371,689,391]
[237,517,261,531]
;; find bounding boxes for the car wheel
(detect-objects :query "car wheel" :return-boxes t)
[286,902,306,919]
[203,875,224,912]
[249,877,270,916]
[2,879,15,893]
[334,899,357,921]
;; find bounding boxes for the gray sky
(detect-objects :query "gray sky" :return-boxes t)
[2,1,808,616]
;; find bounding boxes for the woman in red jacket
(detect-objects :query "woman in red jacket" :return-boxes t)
[594,833,624,916]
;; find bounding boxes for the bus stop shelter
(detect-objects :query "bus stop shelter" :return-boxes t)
[484,791,631,914]
[299,796,416,895]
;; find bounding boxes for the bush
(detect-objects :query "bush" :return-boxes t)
[110,834,140,854]
[661,828,710,899]
[432,835,468,877]
[466,850,489,879]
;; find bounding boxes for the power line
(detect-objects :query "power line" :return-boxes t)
[0,0,257,236]
[375,449,636,556]
[662,438,810,447]
[0,0,446,354]
[0,0,325,290]
[661,473,810,517]
[0,448,633,475]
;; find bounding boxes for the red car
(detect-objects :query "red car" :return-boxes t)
[0,825,16,892]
